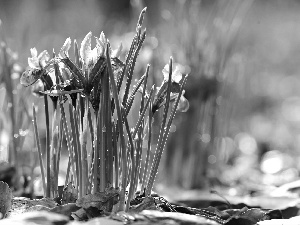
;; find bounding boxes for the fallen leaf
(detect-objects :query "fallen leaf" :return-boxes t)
[62,183,77,204]
[129,196,157,213]
[76,187,119,212]
[0,181,12,219]
[28,198,57,208]
[50,203,80,218]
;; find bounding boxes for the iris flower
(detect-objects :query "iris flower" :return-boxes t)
[152,62,189,113]
[20,48,53,87]
[79,31,122,69]
[162,63,183,83]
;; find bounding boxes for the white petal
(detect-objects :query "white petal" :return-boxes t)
[91,47,99,65]
[162,64,170,81]
[172,66,183,83]
[59,37,71,58]
[99,31,106,46]
[111,43,123,58]
[80,32,92,66]
[28,57,39,69]
[177,95,189,112]
[30,48,38,57]
[38,50,50,67]
[95,37,104,57]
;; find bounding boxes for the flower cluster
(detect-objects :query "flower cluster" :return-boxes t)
[21,32,189,114]
[21,31,124,110]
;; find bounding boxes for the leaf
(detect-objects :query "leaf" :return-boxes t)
[62,183,78,205]
[0,181,12,219]
[39,89,83,96]
[76,187,120,212]
[111,57,125,81]
[60,58,85,87]
[88,56,106,92]
[24,205,51,213]
[129,197,157,213]
[72,207,88,221]
[50,203,80,218]
[27,198,57,208]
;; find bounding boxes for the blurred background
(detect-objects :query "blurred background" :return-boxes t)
[1,0,300,196]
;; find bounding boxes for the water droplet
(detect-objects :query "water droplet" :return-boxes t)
[170,124,176,133]
[208,155,217,164]
[19,129,29,136]
[201,134,211,143]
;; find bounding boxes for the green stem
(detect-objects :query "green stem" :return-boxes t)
[44,94,51,198]
[80,98,89,195]
[32,105,46,197]
[69,104,80,196]
[73,105,83,197]
[141,104,153,191]
[106,43,127,211]
[60,103,77,190]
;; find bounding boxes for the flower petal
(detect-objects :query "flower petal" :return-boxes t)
[90,47,99,66]
[111,43,123,58]
[99,31,107,47]
[80,32,92,66]
[38,50,50,67]
[28,57,40,69]
[177,95,189,112]
[95,37,104,57]
[162,64,170,81]
[30,48,38,58]
[59,37,71,58]
[172,66,183,83]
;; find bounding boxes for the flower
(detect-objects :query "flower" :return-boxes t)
[79,31,123,69]
[28,48,50,69]
[171,90,189,112]
[21,48,51,87]
[162,63,183,83]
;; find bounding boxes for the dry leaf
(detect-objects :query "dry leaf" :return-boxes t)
[0,181,12,219]
[62,183,78,204]
[76,187,119,213]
